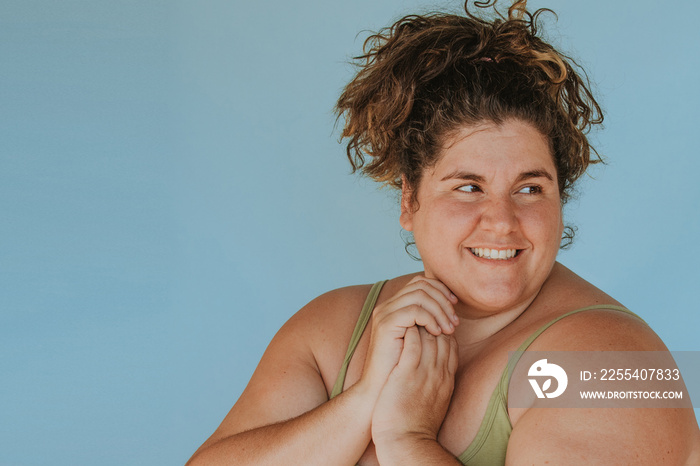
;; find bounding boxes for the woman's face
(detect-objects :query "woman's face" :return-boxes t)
[400,119,564,315]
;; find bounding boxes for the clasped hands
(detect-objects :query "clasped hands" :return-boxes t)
[359,276,460,461]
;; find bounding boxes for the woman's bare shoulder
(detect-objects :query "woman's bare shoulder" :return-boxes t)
[543,262,624,308]
[285,274,421,380]
[286,283,373,338]
[532,307,664,352]
[287,273,421,337]
[529,263,663,352]
[277,282,379,387]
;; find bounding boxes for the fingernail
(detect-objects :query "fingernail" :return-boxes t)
[450,293,458,302]
[452,314,460,324]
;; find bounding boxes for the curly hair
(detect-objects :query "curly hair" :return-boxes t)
[335,0,603,247]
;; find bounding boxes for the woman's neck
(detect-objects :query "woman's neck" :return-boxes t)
[451,294,536,348]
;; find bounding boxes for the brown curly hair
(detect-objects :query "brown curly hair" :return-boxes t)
[335,0,603,247]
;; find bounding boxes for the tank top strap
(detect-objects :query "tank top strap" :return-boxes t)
[497,304,643,395]
[330,280,388,399]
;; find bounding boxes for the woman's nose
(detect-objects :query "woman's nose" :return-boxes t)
[480,197,518,235]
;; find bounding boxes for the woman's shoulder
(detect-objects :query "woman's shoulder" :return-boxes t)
[283,274,421,382]
[530,307,665,352]
[288,274,421,331]
[543,262,624,307]
[277,278,393,383]
[295,283,373,321]
[528,262,665,352]
[281,283,374,351]
[508,265,698,464]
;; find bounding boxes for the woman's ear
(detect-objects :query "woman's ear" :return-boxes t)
[399,176,414,231]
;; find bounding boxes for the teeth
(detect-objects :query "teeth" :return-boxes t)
[469,248,518,260]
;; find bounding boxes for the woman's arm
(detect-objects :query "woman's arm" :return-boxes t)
[186,288,381,465]
[507,406,699,465]
[187,382,380,465]
[187,277,460,465]
[505,310,700,465]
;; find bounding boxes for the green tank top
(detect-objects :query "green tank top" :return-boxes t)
[330,280,641,465]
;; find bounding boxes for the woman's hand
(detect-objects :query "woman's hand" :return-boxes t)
[371,326,460,462]
[357,276,459,397]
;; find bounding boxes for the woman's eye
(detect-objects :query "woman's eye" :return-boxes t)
[517,185,542,194]
[457,184,481,193]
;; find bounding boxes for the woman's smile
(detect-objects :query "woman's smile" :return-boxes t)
[467,247,520,260]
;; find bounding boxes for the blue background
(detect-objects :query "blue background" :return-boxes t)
[2,1,698,464]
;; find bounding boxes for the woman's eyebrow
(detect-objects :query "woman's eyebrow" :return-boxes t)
[440,169,554,182]
[516,169,554,182]
[440,171,486,182]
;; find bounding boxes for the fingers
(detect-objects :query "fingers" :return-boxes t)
[378,277,459,336]
[429,331,458,375]
[377,303,445,336]
[405,276,460,326]
[408,275,458,307]
[362,275,459,391]
[418,327,438,366]
[412,328,457,374]
[398,326,422,369]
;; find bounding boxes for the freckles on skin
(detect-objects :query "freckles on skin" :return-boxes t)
[401,120,564,315]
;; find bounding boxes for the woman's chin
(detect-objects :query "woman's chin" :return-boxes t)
[457,286,532,316]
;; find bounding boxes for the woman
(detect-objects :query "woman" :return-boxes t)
[188,1,700,464]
